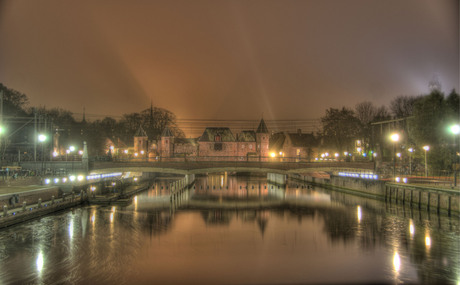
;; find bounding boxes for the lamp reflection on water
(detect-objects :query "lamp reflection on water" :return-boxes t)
[393,251,401,273]
[425,236,431,248]
[425,227,431,249]
[68,219,74,239]
[357,206,362,222]
[409,219,415,239]
[36,251,44,273]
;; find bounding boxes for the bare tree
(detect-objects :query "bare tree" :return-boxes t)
[390,95,419,118]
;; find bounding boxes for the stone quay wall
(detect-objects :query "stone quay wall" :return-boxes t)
[0,187,61,210]
[290,173,459,216]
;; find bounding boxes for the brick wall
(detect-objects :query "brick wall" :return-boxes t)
[174,143,197,156]
[198,142,238,157]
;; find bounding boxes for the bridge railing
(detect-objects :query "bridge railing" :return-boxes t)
[91,159,375,173]
[108,155,367,164]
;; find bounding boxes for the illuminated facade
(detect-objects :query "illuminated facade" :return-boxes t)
[152,118,270,160]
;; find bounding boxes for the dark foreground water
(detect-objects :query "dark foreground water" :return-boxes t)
[0,174,458,284]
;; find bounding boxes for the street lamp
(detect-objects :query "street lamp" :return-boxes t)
[38,134,47,174]
[449,124,460,186]
[390,133,400,181]
[423,145,430,178]
[450,124,460,136]
[408,148,414,175]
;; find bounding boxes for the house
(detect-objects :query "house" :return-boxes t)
[139,118,271,161]
[269,130,318,162]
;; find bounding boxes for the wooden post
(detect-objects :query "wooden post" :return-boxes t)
[437,194,440,214]
[410,190,413,207]
[427,192,430,211]
[448,196,451,216]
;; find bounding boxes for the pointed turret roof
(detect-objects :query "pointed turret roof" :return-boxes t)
[256,118,269,134]
[134,125,148,137]
[161,126,173,137]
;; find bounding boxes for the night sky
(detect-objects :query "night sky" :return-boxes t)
[0,0,458,122]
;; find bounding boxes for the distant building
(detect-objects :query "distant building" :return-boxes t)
[269,130,318,162]
[132,119,318,161]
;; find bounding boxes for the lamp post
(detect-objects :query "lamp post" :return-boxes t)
[450,124,459,186]
[390,133,400,181]
[408,148,414,176]
[423,145,430,178]
[38,134,47,175]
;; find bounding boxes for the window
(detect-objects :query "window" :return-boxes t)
[214,143,223,151]
[215,135,221,142]
[249,144,253,150]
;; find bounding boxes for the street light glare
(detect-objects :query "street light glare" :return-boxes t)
[450,124,460,135]
[38,134,46,142]
[390,133,400,142]
[423,145,430,151]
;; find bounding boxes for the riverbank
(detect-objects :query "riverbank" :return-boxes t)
[290,173,460,216]
[0,181,157,229]
[88,182,150,205]
[0,193,82,229]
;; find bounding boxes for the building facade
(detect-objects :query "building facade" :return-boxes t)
[132,119,317,161]
[146,119,270,161]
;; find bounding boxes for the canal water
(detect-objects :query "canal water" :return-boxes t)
[0,173,458,284]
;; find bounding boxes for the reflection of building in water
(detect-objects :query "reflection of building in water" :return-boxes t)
[200,209,269,235]
[193,174,286,200]
[148,178,184,196]
[130,210,172,237]
[201,210,232,225]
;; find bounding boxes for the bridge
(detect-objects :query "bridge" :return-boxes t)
[89,161,375,175]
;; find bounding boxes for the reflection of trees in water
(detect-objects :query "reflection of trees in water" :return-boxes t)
[298,187,460,284]
[200,210,232,226]
[325,186,460,283]
[117,210,172,237]
[199,210,270,236]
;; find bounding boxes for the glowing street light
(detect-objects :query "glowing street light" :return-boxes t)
[423,145,430,178]
[450,124,460,135]
[390,133,400,180]
[38,134,47,174]
[38,134,47,143]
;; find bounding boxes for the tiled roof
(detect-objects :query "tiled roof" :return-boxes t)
[256,118,269,133]
[269,132,285,151]
[134,126,148,137]
[161,127,173,137]
[287,133,318,147]
[237,131,256,142]
[269,132,317,149]
[198,128,236,142]
[174,138,199,146]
